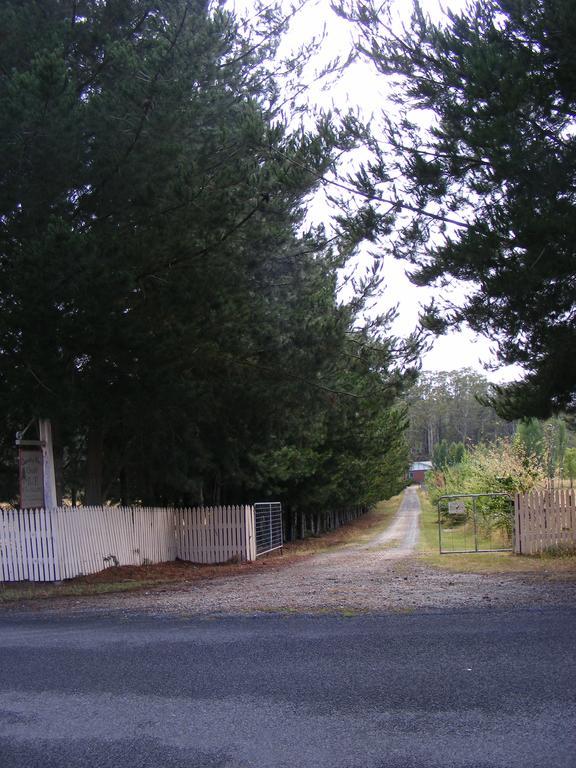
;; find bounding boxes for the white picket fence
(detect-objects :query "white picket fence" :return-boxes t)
[0,504,256,583]
[175,505,256,565]
[515,490,576,554]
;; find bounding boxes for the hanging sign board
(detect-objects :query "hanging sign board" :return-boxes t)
[448,501,466,516]
[19,447,45,509]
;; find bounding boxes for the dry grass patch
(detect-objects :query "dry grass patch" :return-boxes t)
[420,550,576,577]
[283,495,403,557]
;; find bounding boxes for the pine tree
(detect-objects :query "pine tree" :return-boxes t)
[0,0,418,515]
[338,0,576,418]
[0,0,340,502]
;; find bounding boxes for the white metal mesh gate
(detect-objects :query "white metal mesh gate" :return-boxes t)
[254,502,283,556]
[437,493,514,553]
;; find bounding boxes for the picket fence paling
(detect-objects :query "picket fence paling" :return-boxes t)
[515,489,576,554]
[52,506,178,580]
[0,504,257,583]
[176,505,252,564]
[0,507,61,583]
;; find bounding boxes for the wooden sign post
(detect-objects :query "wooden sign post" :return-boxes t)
[19,446,44,509]
[39,418,57,509]
[17,418,57,509]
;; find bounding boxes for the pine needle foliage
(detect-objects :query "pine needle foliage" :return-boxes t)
[0,0,418,523]
[337,0,576,418]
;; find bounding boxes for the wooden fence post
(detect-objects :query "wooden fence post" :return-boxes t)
[244,505,256,562]
[514,493,521,554]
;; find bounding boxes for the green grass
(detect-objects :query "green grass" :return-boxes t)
[417,489,442,554]
[0,579,162,604]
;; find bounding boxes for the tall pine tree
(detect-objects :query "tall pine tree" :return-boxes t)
[338,0,576,419]
[0,0,417,515]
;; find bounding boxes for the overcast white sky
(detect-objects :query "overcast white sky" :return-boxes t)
[233,0,524,383]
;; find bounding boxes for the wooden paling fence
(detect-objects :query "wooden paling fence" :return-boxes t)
[175,505,256,564]
[0,504,256,583]
[0,508,60,583]
[515,490,576,554]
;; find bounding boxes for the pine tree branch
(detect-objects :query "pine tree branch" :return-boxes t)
[266,147,469,228]
[217,0,313,70]
[227,355,363,399]
[134,200,262,283]
[75,9,153,97]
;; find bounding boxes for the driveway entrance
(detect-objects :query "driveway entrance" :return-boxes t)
[7,487,574,616]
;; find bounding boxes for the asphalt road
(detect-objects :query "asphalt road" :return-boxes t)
[1,608,575,768]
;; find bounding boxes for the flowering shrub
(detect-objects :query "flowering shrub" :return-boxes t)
[426,439,545,535]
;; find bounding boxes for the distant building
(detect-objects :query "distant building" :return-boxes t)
[408,461,433,484]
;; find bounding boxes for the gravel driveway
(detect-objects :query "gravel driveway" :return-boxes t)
[11,486,575,617]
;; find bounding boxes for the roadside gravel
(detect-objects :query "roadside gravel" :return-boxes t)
[6,486,575,617]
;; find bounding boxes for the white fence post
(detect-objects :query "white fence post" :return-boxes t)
[514,493,521,554]
[244,505,256,562]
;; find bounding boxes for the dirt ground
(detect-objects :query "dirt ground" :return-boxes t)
[4,487,575,616]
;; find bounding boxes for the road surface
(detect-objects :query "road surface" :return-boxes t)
[1,487,575,767]
[1,609,575,768]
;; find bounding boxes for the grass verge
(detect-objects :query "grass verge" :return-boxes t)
[0,493,404,604]
[417,488,576,576]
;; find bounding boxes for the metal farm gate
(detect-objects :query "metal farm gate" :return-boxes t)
[437,493,514,554]
[253,502,283,556]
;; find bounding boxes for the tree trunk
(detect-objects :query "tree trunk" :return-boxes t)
[52,421,64,507]
[290,512,296,541]
[85,423,104,505]
[120,467,128,507]
[427,422,435,457]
